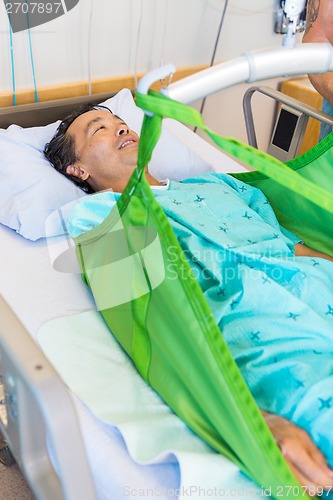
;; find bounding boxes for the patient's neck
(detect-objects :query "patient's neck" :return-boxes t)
[91,170,162,194]
[145,172,163,187]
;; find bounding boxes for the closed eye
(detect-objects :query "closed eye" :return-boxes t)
[93,125,105,134]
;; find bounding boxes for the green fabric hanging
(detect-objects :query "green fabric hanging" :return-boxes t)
[232,132,333,256]
[137,91,333,257]
[72,89,326,499]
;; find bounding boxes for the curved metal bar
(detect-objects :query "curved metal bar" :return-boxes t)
[154,43,333,104]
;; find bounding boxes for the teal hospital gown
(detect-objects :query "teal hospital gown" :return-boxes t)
[68,173,333,465]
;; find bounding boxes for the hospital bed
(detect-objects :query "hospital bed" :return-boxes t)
[0,90,252,500]
[1,43,333,499]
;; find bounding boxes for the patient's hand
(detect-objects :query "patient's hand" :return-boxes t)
[261,410,333,496]
[295,243,333,262]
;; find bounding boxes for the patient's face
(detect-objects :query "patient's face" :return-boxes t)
[67,110,139,192]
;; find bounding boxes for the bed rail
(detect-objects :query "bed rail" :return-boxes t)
[243,85,333,150]
[0,295,97,500]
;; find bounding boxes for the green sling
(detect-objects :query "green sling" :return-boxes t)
[74,90,333,499]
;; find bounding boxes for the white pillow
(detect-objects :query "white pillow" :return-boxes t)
[0,88,213,241]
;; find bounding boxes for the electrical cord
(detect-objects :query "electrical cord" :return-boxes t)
[87,0,94,96]
[194,0,229,132]
[7,3,39,106]
[133,0,144,89]
[159,0,168,67]
[25,1,39,103]
[8,16,17,106]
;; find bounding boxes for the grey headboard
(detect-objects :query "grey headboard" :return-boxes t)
[0,92,118,129]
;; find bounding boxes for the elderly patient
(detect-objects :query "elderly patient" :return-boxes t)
[45,104,333,492]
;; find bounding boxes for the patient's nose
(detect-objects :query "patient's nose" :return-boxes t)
[117,125,130,136]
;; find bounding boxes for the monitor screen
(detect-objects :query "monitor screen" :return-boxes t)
[271,108,299,152]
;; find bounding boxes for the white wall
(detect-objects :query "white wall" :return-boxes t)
[0,0,240,89]
[0,0,303,149]
[191,0,302,149]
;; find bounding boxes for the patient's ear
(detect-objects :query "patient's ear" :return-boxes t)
[66,164,90,181]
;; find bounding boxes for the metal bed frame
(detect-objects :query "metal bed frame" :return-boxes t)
[243,85,333,153]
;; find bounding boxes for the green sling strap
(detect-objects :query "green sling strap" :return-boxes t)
[73,89,328,499]
[234,133,333,257]
[136,90,333,257]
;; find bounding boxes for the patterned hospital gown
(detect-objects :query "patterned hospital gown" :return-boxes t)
[68,173,333,466]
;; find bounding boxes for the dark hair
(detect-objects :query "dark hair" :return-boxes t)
[44,104,113,193]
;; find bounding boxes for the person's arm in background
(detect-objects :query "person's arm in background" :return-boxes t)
[303,0,333,103]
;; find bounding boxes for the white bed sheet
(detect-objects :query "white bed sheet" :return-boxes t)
[0,223,182,499]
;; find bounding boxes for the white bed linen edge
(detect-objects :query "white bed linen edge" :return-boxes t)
[0,226,180,499]
[37,310,261,500]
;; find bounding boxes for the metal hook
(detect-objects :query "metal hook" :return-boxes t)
[137,63,176,95]
[136,64,176,116]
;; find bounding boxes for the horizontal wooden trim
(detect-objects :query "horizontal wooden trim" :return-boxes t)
[0,65,208,108]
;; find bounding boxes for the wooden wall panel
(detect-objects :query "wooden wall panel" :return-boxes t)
[280,77,323,154]
[0,65,207,108]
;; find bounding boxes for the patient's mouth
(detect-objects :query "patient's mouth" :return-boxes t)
[119,139,136,149]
